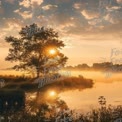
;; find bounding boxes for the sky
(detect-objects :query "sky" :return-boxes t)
[0,0,122,71]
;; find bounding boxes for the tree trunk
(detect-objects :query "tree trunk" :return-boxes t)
[36,69,40,78]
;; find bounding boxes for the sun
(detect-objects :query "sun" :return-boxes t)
[49,49,56,55]
[49,91,56,97]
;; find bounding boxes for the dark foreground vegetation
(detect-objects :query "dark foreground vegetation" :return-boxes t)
[0,99,122,122]
[0,89,25,114]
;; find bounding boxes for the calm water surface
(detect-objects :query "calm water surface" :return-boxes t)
[59,71,122,111]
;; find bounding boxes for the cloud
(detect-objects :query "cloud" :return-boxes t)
[104,13,119,24]
[88,19,102,26]
[19,0,30,8]
[117,0,122,4]
[2,19,22,36]
[106,6,122,11]
[73,3,81,9]
[104,8,122,24]
[31,0,43,7]
[5,0,15,4]
[0,31,6,47]
[0,7,4,14]
[81,9,100,20]
[14,9,32,19]
[3,22,20,32]
[0,0,122,43]
[42,4,58,10]
[0,18,24,47]
[6,18,23,25]
[19,0,43,8]
[101,21,122,34]
[0,1,3,14]
[52,0,71,4]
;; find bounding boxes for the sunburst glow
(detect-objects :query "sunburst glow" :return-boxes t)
[49,91,56,97]
[49,49,56,55]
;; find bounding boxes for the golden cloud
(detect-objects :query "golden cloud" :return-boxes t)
[81,9,99,20]
[14,9,32,19]
[42,4,58,11]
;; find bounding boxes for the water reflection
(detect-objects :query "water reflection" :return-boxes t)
[59,71,122,112]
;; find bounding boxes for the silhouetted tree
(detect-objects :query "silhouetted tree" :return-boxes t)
[5,24,68,78]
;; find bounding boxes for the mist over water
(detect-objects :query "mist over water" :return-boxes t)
[59,70,122,112]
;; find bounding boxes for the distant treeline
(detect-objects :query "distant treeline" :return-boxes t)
[0,75,32,82]
[64,62,122,72]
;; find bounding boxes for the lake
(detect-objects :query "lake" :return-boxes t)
[59,70,122,112]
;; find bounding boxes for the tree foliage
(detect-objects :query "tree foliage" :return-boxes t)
[5,24,68,77]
